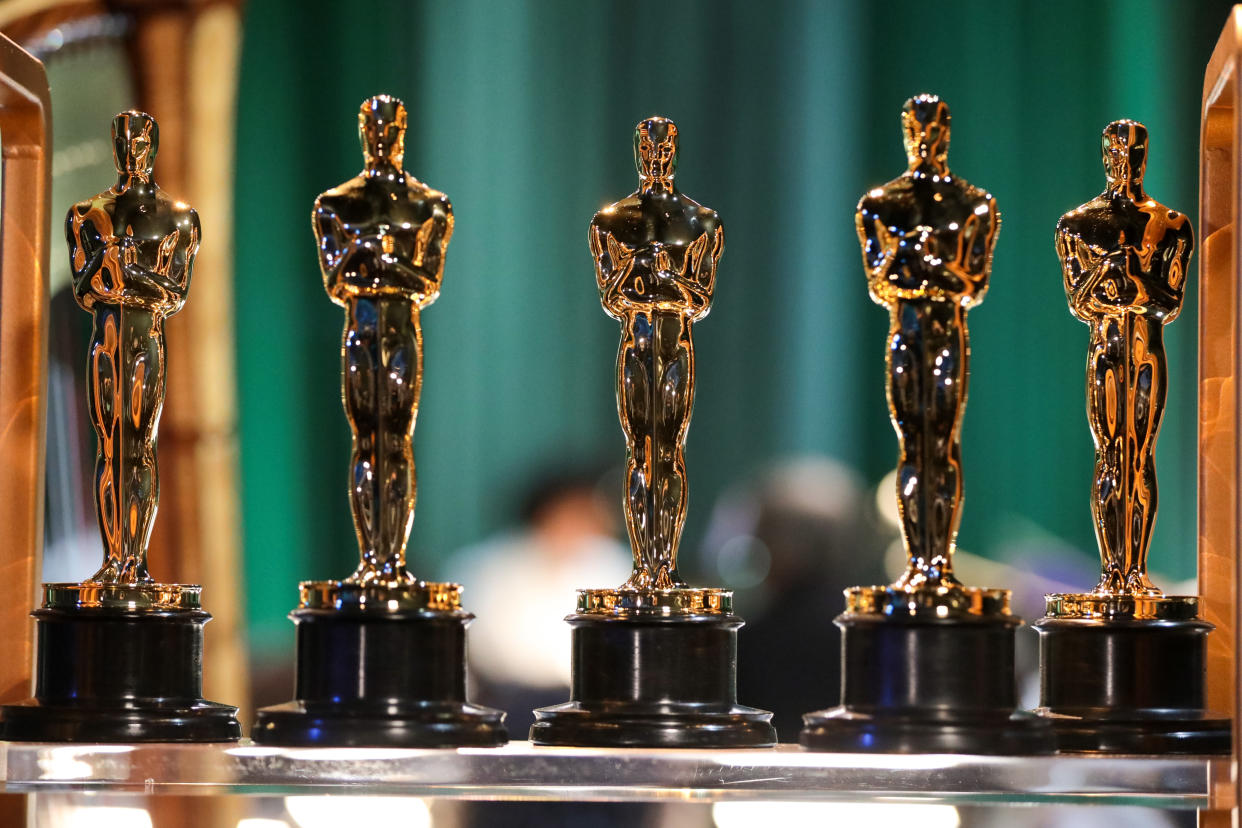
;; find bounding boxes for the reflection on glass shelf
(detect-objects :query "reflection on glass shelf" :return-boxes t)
[0,741,1216,808]
[39,803,152,828]
[712,801,960,828]
[285,796,430,828]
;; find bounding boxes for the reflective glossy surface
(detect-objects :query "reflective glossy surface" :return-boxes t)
[1051,120,1193,613]
[307,96,458,608]
[51,111,199,610]
[576,585,730,616]
[587,117,726,611]
[852,95,1003,617]
[0,741,1215,807]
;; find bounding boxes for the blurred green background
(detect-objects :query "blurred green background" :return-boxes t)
[234,0,1235,655]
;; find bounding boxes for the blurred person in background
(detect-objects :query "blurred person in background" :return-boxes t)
[452,465,660,828]
[702,457,892,742]
[452,464,631,739]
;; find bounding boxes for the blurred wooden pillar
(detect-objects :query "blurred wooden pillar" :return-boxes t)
[116,5,247,827]
[112,0,249,724]
[1201,7,1242,825]
[0,31,51,828]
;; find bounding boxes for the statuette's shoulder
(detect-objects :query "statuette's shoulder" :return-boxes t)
[699,205,722,234]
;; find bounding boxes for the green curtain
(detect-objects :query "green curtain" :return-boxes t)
[234,0,1235,653]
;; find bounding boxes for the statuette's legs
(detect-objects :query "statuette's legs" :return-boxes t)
[888,299,966,589]
[343,296,421,586]
[1087,313,1164,595]
[619,309,692,590]
[87,308,165,584]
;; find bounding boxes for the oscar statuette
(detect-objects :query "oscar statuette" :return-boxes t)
[1,112,240,742]
[1033,120,1230,753]
[251,96,505,747]
[800,95,1052,754]
[530,117,776,748]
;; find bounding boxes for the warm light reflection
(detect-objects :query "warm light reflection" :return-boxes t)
[285,796,430,828]
[56,806,153,828]
[712,801,959,828]
[37,745,135,780]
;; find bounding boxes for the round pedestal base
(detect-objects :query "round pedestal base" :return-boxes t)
[801,707,1051,754]
[1034,613,1230,754]
[251,606,506,748]
[253,700,505,748]
[801,610,1054,755]
[531,612,775,748]
[531,701,775,748]
[1,606,240,743]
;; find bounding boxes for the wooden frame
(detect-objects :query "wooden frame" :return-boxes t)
[0,33,50,706]
[1201,5,1242,821]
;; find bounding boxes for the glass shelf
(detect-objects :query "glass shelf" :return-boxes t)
[0,741,1219,807]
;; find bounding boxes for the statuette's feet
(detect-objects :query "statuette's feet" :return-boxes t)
[87,558,154,585]
[622,564,685,592]
[891,564,962,593]
[346,560,420,589]
[1089,569,1162,598]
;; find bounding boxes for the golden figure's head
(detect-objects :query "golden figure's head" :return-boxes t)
[634,116,678,188]
[112,110,158,181]
[901,94,950,173]
[1101,119,1148,191]
[359,95,407,171]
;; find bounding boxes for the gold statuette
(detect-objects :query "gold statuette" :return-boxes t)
[51,111,200,611]
[852,94,1005,616]
[1050,120,1194,620]
[580,116,727,615]
[304,95,459,611]
[250,95,505,748]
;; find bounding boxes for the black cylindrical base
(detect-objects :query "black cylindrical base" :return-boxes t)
[530,613,775,748]
[1033,616,1231,754]
[251,607,506,747]
[801,613,1054,754]
[1,607,240,742]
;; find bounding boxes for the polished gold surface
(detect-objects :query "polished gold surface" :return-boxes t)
[846,584,1009,618]
[576,586,731,616]
[1048,120,1194,620]
[1043,593,1198,622]
[306,95,456,610]
[298,579,462,613]
[58,110,201,612]
[852,95,1004,617]
[584,116,728,616]
[42,581,201,611]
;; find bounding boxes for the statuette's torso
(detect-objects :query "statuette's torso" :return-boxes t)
[69,186,197,315]
[1057,194,1189,324]
[316,172,451,308]
[858,98,996,309]
[591,190,722,320]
